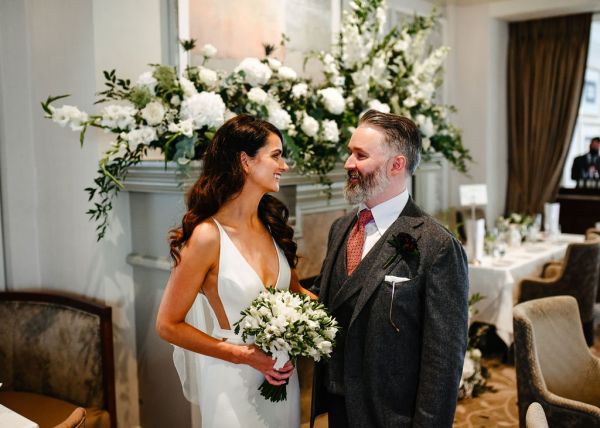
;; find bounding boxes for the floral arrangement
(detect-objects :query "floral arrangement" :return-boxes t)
[233,288,339,402]
[459,293,493,399]
[42,0,470,240]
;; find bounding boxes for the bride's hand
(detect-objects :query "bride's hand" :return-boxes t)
[241,344,295,386]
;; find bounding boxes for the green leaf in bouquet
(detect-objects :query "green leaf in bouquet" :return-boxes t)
[41,94,70,116]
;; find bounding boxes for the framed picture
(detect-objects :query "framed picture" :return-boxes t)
[580,67,600,116]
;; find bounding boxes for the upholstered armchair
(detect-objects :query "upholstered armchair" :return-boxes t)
[513,296,600,428]
[517,238,600,345]
[586,228,600,303]
[526,402,549,428]
[0,292,116,428]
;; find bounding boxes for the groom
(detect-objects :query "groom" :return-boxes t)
[310,110,469,428]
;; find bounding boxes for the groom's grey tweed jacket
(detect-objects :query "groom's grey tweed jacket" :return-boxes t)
[310,197,469,428]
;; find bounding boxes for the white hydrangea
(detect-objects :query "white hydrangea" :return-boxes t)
[140,101,166,126]
[247,87,268,105]
[198,67,218,87]
[180,91,226,129]
[300,114,319,138]
[291,83,308,98]
[368,99,391,114]
[167,118,194,137]
[200,43,217,58]
[322,119,339,143]
[278,66,297,81]
[179,77,198,98]
[100,104,137,131]
[122,126,157,149]
[135,71,157,95]
[235,58,272,86]
[318,87,346,115]
[267,105,292,130]
[51,105,89,131]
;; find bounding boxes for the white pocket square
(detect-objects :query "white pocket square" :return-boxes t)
[384,275,411,284]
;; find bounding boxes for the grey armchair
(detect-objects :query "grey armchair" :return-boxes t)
[0,292,116,428]
[513,296,600,428]
[517,238,600,345]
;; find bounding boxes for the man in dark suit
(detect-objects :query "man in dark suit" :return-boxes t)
[311,110,469,428]
[571,137,600,185]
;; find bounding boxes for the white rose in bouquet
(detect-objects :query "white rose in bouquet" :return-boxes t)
[247,87,269,105]
[291,83,308,99]
[318,87,345,115]
[180,92,226,129]
[301,114,319,137]
[198,66,218,87]
[322,119,339,143]
[235,57,272,87]
[140,101,166,126]
[267,57,282,70]
[267,105,292,131]
[278,66,297,81]
[234,289,339,402]
[200,43,217,58]
[179,77,198,98]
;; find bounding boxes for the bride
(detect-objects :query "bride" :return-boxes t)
[156,114,315,427]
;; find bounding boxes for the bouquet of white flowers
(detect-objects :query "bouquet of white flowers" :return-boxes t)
[233,288,339,402]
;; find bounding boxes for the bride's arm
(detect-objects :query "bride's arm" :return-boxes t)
[289,269,318,300]
[156,222,292,385]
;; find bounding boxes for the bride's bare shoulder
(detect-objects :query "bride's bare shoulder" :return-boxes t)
[183,220,220,258]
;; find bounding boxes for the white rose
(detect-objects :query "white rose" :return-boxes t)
[247,87,268,105]
[200,43,217,58]
[318,87,345,115]
[235,57,272,87]
[267,58,282,70]
[267,106,292,130]
[198,67,218,87]
[322,119,339,143]
[292,83,308,98]
[179,77,198,98]
[278,66,297,81]
[367,99,391,114]
[301,114,319,137]
[415,114,435,137]
[135,71,157,94]
[140,101,166,126]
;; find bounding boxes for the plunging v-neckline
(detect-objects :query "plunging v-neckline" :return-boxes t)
[214,219,281,290]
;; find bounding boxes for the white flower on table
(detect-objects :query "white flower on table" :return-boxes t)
[180,91,225,129]
[235,58,272,87]
[100,104,137,131]
[318,87,346,115]
[140,101,166,126]
[50,105,89,131]
[179,77,198,98]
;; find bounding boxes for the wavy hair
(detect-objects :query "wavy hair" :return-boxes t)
[169,115,297,268]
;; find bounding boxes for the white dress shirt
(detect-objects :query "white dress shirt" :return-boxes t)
[358,189,410,259]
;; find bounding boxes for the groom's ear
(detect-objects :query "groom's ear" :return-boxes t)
[389,155,407,176]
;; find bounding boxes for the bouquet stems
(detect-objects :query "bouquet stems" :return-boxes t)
[259,378,289,402]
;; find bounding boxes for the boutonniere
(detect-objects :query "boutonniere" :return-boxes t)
[383,232,420,269]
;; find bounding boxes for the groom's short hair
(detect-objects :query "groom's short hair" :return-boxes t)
[359,109,422,175]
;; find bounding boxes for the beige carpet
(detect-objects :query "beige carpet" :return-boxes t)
[300,322,600,428]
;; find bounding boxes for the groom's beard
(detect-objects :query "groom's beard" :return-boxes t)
[344,165,390,205]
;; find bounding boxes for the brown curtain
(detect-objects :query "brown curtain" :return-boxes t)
[506,13,591,214]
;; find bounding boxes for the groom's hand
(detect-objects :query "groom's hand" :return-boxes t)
[242,344,295,385]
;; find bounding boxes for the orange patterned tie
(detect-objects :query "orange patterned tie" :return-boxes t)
[347,209,374,275]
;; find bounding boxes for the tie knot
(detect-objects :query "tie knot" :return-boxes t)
[358,209,373,227]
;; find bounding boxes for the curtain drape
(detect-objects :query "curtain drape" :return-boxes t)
[506,13,591,214]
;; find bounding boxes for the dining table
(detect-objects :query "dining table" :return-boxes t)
[0,403,39,428]
[468,233,584,346]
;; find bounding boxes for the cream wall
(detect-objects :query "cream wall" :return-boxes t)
[0,0,165,425]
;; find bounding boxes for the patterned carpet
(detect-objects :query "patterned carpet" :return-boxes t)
[301,321,600,428]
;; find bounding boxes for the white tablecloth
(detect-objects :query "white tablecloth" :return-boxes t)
[468,234,584,346]
[0,404,38,428]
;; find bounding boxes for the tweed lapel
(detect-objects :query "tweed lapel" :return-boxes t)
[348,198,425,326]
[318,210,357,305]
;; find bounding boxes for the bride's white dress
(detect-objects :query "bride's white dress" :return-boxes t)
[173,218,300,428]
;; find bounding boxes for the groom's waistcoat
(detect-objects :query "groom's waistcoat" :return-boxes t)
[325,226,359,396]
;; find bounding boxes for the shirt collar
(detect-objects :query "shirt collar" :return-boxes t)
[358,188,409,235]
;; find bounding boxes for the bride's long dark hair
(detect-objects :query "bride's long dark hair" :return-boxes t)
[169,114,297,268]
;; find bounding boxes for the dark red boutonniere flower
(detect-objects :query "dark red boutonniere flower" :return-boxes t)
[383,232,420,269]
